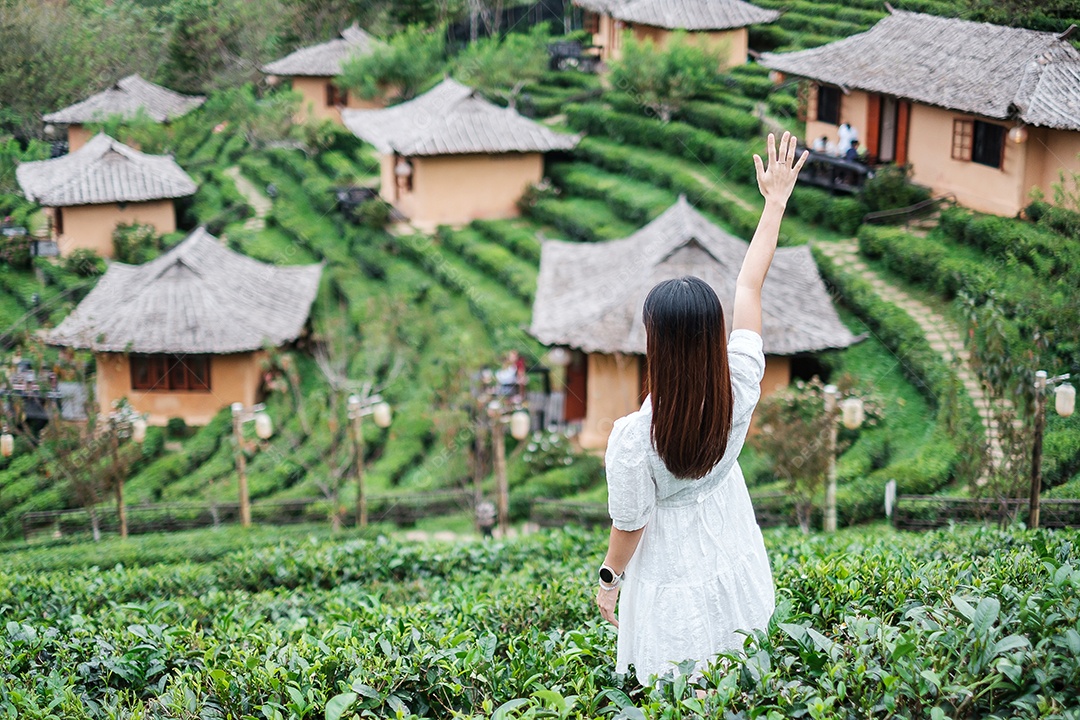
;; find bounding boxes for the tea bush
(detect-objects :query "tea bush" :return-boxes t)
[1,524,1078,718]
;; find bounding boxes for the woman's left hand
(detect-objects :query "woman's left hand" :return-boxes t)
[596,586,620,627]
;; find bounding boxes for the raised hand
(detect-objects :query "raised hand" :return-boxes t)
[753,131,808,208]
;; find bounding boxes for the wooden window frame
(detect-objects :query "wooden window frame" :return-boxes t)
[130,353,211,392]
[951,118,973,161]
[326,82,348,107]
[816,84,841,125]
[583,10,600,34]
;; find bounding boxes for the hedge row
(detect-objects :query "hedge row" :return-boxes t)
[435,226,537,302]
[788,185,866,236]
[941,206,1080,281]
[570,137,766,241]
[606,92,760,138]
[1026,201,1080,242]
[470,220,541,263]
[523,195,636,243]
[547,162,676,227]
[564,104,758,185]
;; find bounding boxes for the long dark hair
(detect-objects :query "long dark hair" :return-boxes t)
[643,276,733,479]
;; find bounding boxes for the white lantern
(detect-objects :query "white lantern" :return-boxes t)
[394,159,413,178]
[840,397,865,430]
[768,70,784,85]
[43,124,55,138]
[1056,383,1076,418]
[266,74,280,87]
[255,412,274,439]
[510,410,531,441]
[132,417,147,444]
[547,347,571,367]
[373,401,393,429]
[0,432,13,458]
[1008,125,1028,144]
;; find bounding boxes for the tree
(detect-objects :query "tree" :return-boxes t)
[609,32,723,123]
[339,24,448,103]
[454,26,550,109]
[751,378,833,533]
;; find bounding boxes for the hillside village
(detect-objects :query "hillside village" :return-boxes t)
[0,0,1077,541]
[1,0,1080,715]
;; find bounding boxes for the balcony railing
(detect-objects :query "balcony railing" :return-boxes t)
[796,147,872,193]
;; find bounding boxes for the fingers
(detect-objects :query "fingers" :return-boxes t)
[753,153,765,181]
[793,149,809,173]
[788,134,798,165]
[766,133,776,168]
[779,131,791,164]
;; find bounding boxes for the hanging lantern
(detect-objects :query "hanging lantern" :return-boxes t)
[373,401,393,429]
[394,159,413,178]
[255,412,274,439]
[43,124,56,138]
[510,410,531,440]
[266,74,280,87]
[132,417,147,444]
[1056,383,1076,418]
[0,432,13,458]
[768,70,784,85]
[1007,125,1028,144]
[840,397,865,430]
[547,347,571,367]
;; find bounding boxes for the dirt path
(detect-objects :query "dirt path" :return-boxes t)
[225,166,272,232]
[816,239,1006,476]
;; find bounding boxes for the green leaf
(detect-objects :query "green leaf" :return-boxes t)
[920,669,940,688]
[350,681,378,699]
[973,597,1001,636]
[325,692,356,720]
[493,698,530,720]
[951,594,976,622]
[991,635,1029,656]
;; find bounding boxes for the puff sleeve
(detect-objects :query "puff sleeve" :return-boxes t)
[728,329,766,421]
[605,415,655,531]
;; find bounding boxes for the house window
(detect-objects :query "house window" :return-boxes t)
[583,11,600,34]
[130,354,211,392]
[326,83,348,107]
[816,84,841,125]
[952,119,1005,168]
[972,121,1006,168]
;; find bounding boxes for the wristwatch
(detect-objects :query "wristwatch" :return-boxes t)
[598,564,623,591]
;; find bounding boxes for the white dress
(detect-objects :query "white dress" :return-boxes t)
[606,329,775,685]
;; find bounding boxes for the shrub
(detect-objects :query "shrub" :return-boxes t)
[609,31,722,122]
[824,196,865,235]
[112,222,160,264]
[166,417,190,439]
[63,248,105,277]
[860,164,932,213]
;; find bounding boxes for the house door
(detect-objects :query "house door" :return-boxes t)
[878,96,899,163]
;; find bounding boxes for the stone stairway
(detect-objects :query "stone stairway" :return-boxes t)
[225,166,272,232]
[816,239,1005,472]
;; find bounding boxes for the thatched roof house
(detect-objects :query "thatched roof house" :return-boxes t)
[262,23,380,77]
[43,75,205,151]
[16,133,197,258]
[530,197,859,449]
[262,24,383,123]
[343,79,580,225]
[17,134,196,208]
[575,0,778,66]
[47,228,322,425]
[760,10,1080,216]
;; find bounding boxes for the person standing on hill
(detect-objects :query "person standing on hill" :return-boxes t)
[595,132,808,686]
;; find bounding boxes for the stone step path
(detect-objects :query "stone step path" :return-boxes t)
[225,166,272,232]
[816,239,1006,473]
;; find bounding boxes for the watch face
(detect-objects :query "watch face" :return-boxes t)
[599,567,615,584]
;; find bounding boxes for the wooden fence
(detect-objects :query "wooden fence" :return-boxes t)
[891,495,1080,531]
[530,493,792,529]
[20,490,474,541]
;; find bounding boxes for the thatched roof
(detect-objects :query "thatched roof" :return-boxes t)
[574,0,778,30]
[530,197,860,355]
[761,10,1080,131]
[262,24,381,77]
[16,134,197,207]
[342,78,580,156]
[42,75,204,125]
[46,228,323,355]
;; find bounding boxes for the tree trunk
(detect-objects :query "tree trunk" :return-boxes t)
[89,506,101,542]
[796,501,811,534]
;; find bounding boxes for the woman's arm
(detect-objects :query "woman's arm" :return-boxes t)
[596,525,645,627]
[733,132,808,334]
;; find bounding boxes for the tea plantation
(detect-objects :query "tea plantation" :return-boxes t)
[2,523,1079,718]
